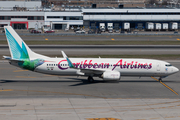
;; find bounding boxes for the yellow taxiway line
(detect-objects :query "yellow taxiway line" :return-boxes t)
[13,70,29,72]
[86,118,121,120]
[0,89,13,92]
[151,77,178,95]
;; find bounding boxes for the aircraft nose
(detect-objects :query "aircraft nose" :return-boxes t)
[174,67,179,73]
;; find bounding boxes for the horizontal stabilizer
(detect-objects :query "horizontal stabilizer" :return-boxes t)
[3,56,11,60]
[3,56,23,62]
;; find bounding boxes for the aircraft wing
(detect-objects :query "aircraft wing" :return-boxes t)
[80,68,105,75]
[61,51,105,76]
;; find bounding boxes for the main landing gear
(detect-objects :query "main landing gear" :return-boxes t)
[88,76,94,83]
[158,77,162,82]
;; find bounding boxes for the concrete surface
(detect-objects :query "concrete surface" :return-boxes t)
[0,61,180,120]
[1,46,180,57]
[0,98,180,120]
[0,34,180,41]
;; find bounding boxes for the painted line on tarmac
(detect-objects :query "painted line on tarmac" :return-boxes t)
[0,89,13,92]
[149,117,160,119]
[86,118,121,120]
[151,77,179,95]
[13,89,107,99]
[13,70,29,72]
[16,76,37,78]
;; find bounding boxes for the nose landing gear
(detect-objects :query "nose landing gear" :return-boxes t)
[158,77,162,82]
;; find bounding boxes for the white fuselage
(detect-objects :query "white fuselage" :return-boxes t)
[30,58,178,78]
[4,26,179,81]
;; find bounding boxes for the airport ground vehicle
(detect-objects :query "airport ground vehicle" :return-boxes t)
[44,29,55,33]
[99,23,105,32]
[76,30,85,34]
[114,29,120,33]
[169,22,178,30]
[30,29,41,34]
[65,28,69,32]
[122,22,130,31]
[107,23,113,32]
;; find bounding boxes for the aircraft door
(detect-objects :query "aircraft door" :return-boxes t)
[157,63,161,71]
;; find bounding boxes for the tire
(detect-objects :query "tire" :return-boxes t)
[88,76,94,83]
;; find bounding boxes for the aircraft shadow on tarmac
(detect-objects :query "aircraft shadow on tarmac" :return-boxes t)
[66,78,179,86]
[0,78,119,86]
[0,79,84,83]
[0,79,178,87]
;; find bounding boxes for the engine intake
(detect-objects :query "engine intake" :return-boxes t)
[102,71,120,80]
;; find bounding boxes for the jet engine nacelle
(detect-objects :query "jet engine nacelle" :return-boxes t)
[102,71,121,80]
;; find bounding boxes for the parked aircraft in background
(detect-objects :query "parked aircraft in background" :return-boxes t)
[3,26,179,82]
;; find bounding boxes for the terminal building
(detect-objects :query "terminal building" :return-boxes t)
[44,11,83,30]
[0,11,44,29]
[0,1,44,29]
[82,8,180,30]
[0,1,180,31]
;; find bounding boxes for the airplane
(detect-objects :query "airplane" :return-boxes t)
[3,26,179,82]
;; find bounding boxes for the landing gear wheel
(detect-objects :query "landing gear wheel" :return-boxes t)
[158,77,162,82]
[88,76,94,83]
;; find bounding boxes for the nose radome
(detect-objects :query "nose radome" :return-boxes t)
[174,67,179,73]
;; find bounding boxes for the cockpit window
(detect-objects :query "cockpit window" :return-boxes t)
[165,64,172,67]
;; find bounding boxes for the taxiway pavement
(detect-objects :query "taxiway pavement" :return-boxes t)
[0,34,180,41]
[1,45,180,57]
[0,61,180,120]
[0,61,180,99]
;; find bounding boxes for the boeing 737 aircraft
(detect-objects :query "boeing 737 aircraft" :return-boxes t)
[3,26,179,82]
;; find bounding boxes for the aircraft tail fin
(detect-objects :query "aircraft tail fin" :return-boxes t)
[4,26,49,60]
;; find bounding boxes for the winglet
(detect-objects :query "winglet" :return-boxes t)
[61,51,74,68]
[61,51,67,58]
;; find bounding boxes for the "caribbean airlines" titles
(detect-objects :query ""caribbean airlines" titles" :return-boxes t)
[58,59,152,70]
